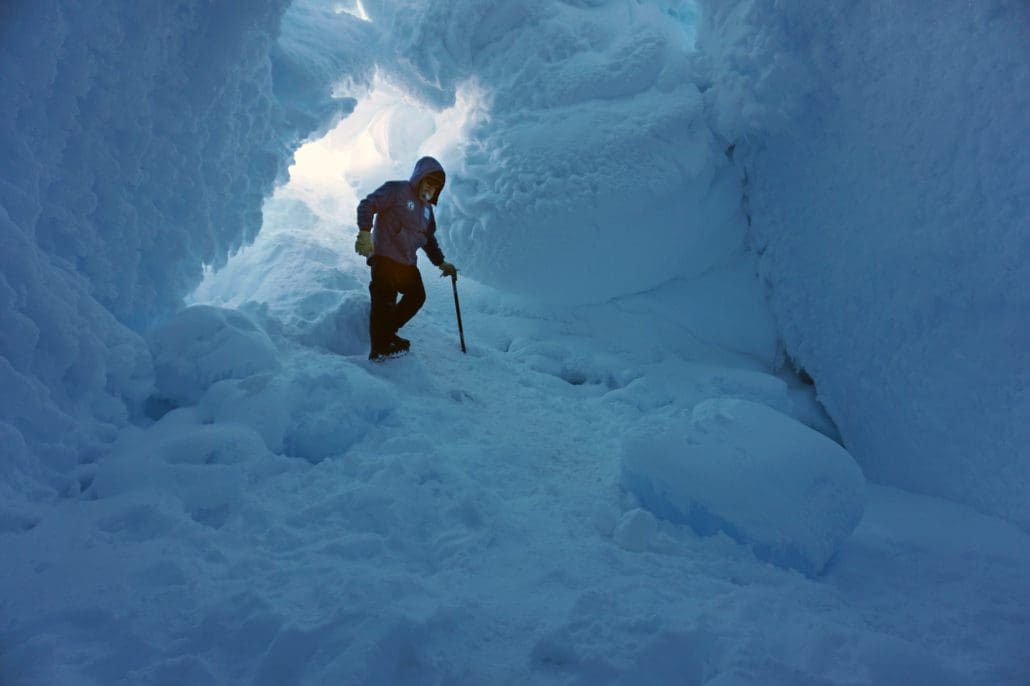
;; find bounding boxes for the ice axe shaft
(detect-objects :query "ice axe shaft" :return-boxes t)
[451,274,467,353]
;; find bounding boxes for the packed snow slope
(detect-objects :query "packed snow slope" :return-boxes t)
[3,280,1028,684]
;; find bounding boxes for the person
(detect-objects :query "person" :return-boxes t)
[354,156,458,360]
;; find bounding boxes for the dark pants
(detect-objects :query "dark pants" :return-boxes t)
[368,256,426,350]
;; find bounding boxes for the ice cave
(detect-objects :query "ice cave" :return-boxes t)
[1,1,1028,683]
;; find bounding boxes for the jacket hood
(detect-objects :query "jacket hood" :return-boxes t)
[409,156,446,205]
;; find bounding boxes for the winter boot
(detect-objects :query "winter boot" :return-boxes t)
[369,338,405,360]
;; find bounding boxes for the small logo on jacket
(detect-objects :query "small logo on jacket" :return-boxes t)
[424,207,430,220]
[407,201,415,212]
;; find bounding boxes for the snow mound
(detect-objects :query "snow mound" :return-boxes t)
[292,291,369,356]
[621,398,865,575]
[198,375,291,455]
[196,352,397,464]
[147,305,280,406]
[92,407,283,531]
[275,358,395,464]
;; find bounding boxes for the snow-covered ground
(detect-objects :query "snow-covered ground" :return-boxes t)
[2,268,1028,683]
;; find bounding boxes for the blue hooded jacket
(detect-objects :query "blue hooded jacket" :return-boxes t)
[357,156,447,267]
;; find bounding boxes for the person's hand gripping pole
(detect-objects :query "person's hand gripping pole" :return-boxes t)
[442,264,467,353]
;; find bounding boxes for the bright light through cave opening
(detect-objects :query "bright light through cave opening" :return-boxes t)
[333,0,370,22]
[192,74,487,307]
[285,75,485,222]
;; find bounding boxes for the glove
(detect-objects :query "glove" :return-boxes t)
[439,261,458,278]
[355,230,374,257]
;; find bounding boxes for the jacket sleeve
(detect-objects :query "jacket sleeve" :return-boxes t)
[356,182,393,231]
[422,209,445,266]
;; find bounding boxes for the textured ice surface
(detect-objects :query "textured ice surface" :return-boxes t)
[697,0,1030,526]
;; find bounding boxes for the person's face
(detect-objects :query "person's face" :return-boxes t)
[419,179,440,202]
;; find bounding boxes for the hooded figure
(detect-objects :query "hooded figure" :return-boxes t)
[355,156,458,359]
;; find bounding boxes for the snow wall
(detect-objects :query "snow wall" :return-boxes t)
[0,0,325,517]
[1,0,1028,528]
[694,0,1030,527]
